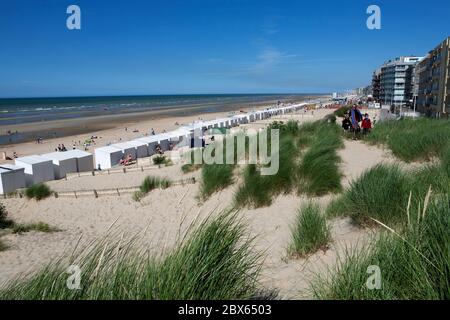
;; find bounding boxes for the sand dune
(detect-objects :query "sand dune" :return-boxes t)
[0,108,397,298]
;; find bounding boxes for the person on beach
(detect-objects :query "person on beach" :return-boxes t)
[361,113,372,135]
[151,128,155,135]
[341,115,351,131]
[349,105,362,139]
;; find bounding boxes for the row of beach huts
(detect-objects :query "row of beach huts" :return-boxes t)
[0,103,308,194]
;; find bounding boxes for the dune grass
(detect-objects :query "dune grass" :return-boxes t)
[234,134,298,208]
[133,176,172,201]
[235,120,343,208]
[297,123,343,196]
[12,222,60,234]
[25,183,52,201]
[181,149,204,173]
[333,106,350,118]
[327,164,409,226]
[0,211,266,300]
[152,155,171,166]
[200,164,234,200]
[289,202,330,257]
[181,163,202,173]
[365,118,450,162]
[327,161,450,227]
[313,196,450,299]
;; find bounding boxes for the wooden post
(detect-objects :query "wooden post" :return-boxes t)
[92,170,95,176]
[94,190,98,198]
[116,188,120,196]
[123,168,126,173]
[54,192,58,198]
[74,191,77,199]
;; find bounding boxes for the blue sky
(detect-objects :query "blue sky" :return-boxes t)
[0,0,449,98]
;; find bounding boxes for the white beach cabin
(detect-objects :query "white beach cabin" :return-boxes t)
[156,134,171,151]
[0,164,26,194]
[65,149,94,172]
[15,155,55,186]
[94,146,123,170]
[42,151,78,179]
[134,136,160,156]
[110,142,137,160]
[126,140,149,158]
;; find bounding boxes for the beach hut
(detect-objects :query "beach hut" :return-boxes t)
[94,146,123,170]
[171,128,193,147]
[135,136,160,156]
[64,149,94,172]
[110,142,138,161]
[15,155,55,185]
[0,164,26,194]
[154,133,171,151]
[126,140,148,158]
[42,151,78,179]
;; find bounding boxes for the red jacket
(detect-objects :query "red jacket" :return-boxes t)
[361,118,372,129]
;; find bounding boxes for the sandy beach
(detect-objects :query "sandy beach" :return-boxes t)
[0,95,324,161]
[0,106,399,298]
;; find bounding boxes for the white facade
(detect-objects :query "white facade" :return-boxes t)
[15,155,55,185]
[111,142,138,160]
[94,146,123,170]
[42,151,78,179]
[126,140,149,158]
[0,164,26,194]
[64,149,94,172]
[134,136,160,156]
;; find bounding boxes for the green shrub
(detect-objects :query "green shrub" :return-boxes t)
[0,211,265,300]
[289,202,330,257]
[25,184,52,201]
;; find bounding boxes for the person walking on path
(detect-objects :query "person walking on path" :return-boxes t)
[349,105,363,139]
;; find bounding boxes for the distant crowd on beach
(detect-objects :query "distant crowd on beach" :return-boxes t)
[341,105,373,139]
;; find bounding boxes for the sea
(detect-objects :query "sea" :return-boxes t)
[0,94,317,126]
[0,94,321,145]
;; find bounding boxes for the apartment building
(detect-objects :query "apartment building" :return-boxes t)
[417,37,450,118]
[379,56,423,108]
[371,68,382,102]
